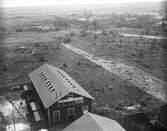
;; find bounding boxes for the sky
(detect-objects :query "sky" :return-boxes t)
[1,0,165,7]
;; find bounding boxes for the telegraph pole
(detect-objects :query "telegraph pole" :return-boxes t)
[12,107,16,131]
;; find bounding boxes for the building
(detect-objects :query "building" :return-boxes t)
[63,112,126,131]
[27,63,94,127]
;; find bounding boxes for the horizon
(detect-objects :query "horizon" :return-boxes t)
[1,0,165,8]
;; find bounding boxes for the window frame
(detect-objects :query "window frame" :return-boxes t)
[68,107,75,116]
[53,110,60,122]
[82,105,88,113]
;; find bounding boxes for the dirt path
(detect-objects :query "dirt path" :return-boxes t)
[119,33,166,40]
[92,30,166,40]
[62,43,167,103]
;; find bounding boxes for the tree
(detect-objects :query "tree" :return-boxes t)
[63,35,70,43]
[93,33,98,39]
[39,55,47,62]
[90,20,100,31]
[2,65,8,72]
[52,16,69,29]
[102,30,107,36]
[80,30,87,37]
[84,11,93,19]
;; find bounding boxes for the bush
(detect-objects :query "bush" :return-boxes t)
[63,35,70,43]
[2,65,8,72]
[52,16,69,28]
[69,32,76,37]
[77,61,81,66]
[80,30,87,37]
[93,33,98,39]
[15,28,24,32]
[55,46,61,50]
[63,63,67,68]
[102,30,107,36]
[39,55,47,62]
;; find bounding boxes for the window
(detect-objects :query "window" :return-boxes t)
[30,102,40,111]
[68,101,74,105]
[64,100,68,106]
[50,89,55,92]
[77,97,84,104]
[43,77,47,81]
[42,75,46,77]
[58,99,66,107]
[54,110,60,122]
[47,83,52,87]
[68,97,74,105]
[68,93,74,97]
[82,105,88,113]
[68,107,75,116]
[46,81,51,84]
[58,101,63,107]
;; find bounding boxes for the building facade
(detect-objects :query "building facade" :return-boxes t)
[45,92,93,126]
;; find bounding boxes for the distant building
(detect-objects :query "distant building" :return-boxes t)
[63,112,126,131]
[24,64,94,127]
[32,24,55,32]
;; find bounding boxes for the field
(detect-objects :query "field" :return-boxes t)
[0,2,166,130]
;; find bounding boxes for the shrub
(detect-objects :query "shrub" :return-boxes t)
[80,30,87,37]
[102,30,107,36]
[63,35,70,43]
[93,33,98,39]
[63,63,67,68]
[39,55,47,62]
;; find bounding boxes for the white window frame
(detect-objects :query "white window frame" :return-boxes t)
[82,105,88,113]
[68,93,74,97]
[68,107,75,116]
[53,110,60,122]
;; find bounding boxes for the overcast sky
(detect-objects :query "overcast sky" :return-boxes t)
[1,0,165,7]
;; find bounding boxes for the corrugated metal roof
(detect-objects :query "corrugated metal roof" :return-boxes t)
[63,112,126,131]
[29,64,94,108]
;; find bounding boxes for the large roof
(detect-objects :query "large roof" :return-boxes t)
[63,112,126,131]
[29,63,94,108]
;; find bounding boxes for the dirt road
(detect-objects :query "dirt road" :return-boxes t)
[119,33,166,40]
